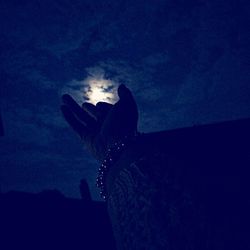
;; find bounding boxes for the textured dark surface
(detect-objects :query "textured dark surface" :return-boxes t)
[107,118,250,249]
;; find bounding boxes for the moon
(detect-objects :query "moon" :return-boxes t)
[83,77,118,105]
[61,69,119,106]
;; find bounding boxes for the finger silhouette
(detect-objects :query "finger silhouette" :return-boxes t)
[96,102,113,122]
[62,94,96,127]
[61,105,90,139]
[101,84,138,138]
[82,101,113,123]
[118,84,134,101]
[117,84,138,126]
[82,102,98,120]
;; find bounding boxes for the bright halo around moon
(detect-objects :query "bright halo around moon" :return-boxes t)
[61,68,119,105]
[83,78,117,105]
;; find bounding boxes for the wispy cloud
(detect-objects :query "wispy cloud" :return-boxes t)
[61,66,119,105]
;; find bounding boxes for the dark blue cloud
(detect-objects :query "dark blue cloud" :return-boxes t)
[1,0,249,199]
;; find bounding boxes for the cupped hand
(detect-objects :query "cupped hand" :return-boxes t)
[61,84,138,161]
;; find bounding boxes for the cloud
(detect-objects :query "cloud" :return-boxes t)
[61,66,120,105]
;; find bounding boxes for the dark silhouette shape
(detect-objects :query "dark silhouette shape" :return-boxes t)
[1,190,116,250]
[38,188,65,200]
[62,85,250,249]
[79,179,92,201]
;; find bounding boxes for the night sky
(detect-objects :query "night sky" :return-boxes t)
[1,0,249,200]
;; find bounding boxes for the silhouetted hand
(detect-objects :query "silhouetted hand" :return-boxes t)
[61,84,138,161]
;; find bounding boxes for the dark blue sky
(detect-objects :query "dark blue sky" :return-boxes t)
[1,0,249,200]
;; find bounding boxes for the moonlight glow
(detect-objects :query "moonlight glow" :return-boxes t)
[62,68,119,105]
[84,78,117,105]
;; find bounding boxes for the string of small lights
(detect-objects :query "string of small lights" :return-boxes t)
[96,133,140,200]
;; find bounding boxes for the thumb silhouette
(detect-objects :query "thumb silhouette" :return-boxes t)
[100,84,138,145]
[118,84,134,101]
